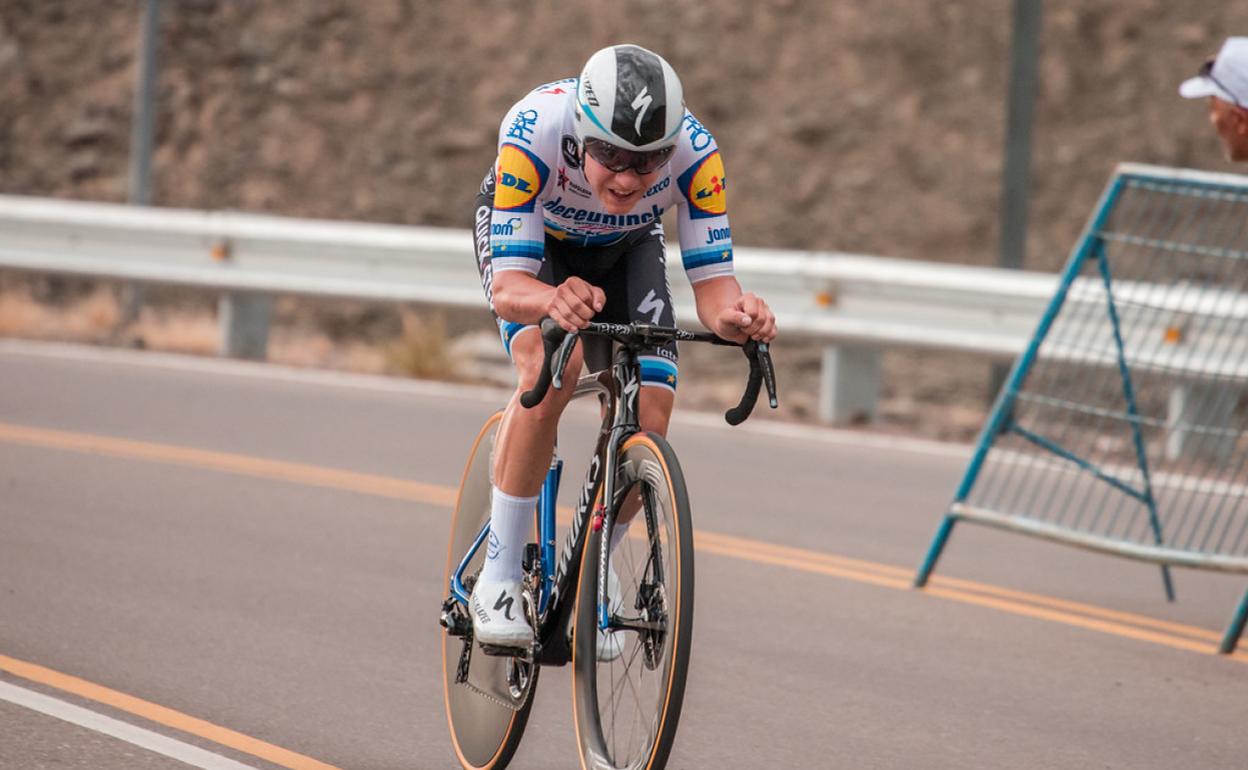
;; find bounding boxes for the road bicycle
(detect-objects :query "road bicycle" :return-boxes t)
[440,318,777,769]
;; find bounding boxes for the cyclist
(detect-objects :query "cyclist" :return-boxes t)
[470,44,777,651]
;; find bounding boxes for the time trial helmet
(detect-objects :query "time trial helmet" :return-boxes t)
[574,44,685,173]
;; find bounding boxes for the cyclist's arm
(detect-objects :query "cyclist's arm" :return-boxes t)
[691,276,776,343]
[494,271,603,331]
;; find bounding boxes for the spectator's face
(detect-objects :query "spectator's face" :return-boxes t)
[1209,96,1248,162]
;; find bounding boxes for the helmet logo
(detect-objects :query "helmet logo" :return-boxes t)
[631,86,653,136]
[583,79,600,107]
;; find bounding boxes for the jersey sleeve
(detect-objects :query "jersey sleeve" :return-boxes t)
[672,116,734,284]
[489,99,553,275]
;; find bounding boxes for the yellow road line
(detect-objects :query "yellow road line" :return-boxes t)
[1,420,1242,663]
[0,422,455,507]
[0,653,343,770]
[697,530,1226,644]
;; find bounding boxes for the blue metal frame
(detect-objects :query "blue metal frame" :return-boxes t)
[448,459,564,614]
[450,521,491,605]
[538,457,562,616]
[1093,242,1174,601]
[914,175,1129,589]
[915,166,1248,653]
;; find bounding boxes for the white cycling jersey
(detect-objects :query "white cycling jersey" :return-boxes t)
[487,78,735,285]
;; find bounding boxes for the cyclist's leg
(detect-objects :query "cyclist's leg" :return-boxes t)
[470,179,586,647]
[598,222,679,536]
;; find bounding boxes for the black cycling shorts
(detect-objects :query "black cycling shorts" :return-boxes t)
[472,171,679,391]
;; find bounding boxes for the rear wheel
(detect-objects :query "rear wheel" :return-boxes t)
[572,432,694,770]
[442,412,538,770]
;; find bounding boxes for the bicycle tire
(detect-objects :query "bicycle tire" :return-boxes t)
[442,411,538,770]
[572,431,694,770]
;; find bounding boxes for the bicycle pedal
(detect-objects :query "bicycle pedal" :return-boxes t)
[479,641,540,660]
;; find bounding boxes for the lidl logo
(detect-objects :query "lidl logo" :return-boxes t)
[494,143,550,213]
[678,150,727,220]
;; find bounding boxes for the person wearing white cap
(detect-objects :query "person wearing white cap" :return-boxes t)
[1180,37,1248,161]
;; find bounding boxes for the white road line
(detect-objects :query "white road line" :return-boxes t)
[0,680,259,770]
[0,336,972,458]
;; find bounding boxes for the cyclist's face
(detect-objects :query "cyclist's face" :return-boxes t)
[584,153,660,214]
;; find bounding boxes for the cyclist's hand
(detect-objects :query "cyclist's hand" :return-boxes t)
[548,277,605,332]
[713,292,776,343]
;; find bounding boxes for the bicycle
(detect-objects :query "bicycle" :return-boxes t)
[440,317,777,770]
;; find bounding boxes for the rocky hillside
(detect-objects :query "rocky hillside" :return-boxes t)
[2,0,1246,271]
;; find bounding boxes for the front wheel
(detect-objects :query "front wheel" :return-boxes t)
[442,411,537,770]
[572,432,694,770]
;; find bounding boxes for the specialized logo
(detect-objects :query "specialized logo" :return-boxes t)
[678,150,727,220]
[705,225,731,244]
[638,289,665,324]
[494,143,550,213]
[506,109,538,145]
[492,217,522,237]
[561,135,581,169]
[583,78,600,107]
[493,590,516,622]
[631,86,653,136]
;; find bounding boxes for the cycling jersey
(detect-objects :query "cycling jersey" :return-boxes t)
[484,78,735,286]
[473,176,680,391]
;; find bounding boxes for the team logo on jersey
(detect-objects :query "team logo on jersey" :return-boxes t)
[678,150,727,219]
[506,109,539,145]
[644,177,670,198]
[561,135,581,169]
[494,143,550,213]
[681,114,714,153]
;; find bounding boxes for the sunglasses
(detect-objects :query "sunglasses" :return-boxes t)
[1200,57,1244,108]
[583,138,675,175]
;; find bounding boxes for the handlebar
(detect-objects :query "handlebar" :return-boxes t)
[518,318,778,425]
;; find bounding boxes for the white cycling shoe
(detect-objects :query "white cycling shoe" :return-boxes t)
[597,563,624,662]
[470,577,533,650]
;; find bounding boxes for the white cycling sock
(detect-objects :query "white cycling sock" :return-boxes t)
[478,487,538,584]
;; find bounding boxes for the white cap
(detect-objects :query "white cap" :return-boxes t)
[1180,37,1248,107]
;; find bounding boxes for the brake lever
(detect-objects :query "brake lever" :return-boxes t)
[756,342,778,409]
[519,318,570,408]
[551,329,580,390]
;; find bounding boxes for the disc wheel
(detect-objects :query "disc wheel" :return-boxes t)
[572,432,694,770]
[442,412,538,769]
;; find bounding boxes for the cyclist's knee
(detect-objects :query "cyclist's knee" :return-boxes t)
[510,329,584,412]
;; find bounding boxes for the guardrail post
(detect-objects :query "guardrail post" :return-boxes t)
[1165,383,1240,463]
[819,344,881,424]
[219,292,273,360]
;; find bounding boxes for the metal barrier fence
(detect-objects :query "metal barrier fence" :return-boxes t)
[914,164,1248,654]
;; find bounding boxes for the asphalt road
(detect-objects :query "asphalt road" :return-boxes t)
[0,339,1245,770]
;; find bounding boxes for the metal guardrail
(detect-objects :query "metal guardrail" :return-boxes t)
[0,192,1059,423]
